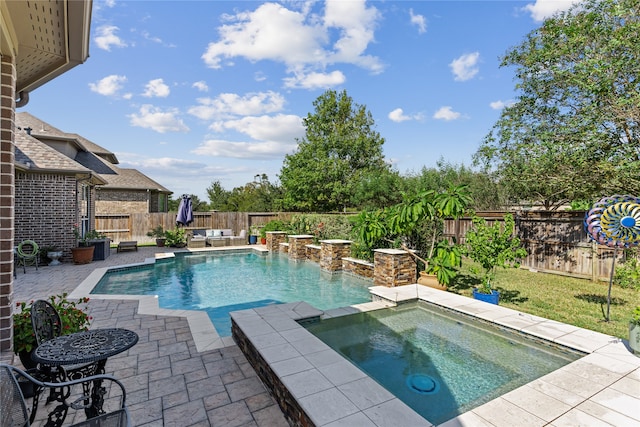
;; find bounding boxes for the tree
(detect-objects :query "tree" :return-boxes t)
[475,0,640,210]
[213,175,282,212]
[206,180,230,211]
[279,90,392,212]
[404,159,506,210]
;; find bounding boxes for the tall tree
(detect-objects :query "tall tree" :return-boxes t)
[279,90,391,212]
[206,180,230,211]
[475,0,640,210]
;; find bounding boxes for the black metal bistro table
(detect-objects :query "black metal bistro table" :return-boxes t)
[32,328,138,426]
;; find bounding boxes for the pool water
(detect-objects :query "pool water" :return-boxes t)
[305,302,583,425]
[92,251,372,336]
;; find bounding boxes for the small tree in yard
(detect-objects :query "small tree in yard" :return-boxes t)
[465,214,527,294]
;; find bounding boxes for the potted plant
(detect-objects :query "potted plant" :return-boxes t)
[261,220,288,245]
[165,227,187,247]
[13,293,91,370]
[71,224,95,264]
[464,214,528,304]
[630,306,640,355]
[147,225,167,247]
[249,226,260,245]
[389,185,471,289]
[84,229,110,261]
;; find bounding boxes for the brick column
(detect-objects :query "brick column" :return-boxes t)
[319,239,351,272]
[0,55,16,356]
[373,249,416,287]
[288,235,313,260]
[266,231,286,252]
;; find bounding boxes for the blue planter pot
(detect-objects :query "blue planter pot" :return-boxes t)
[248,235,258,245]
[472,289,500,305]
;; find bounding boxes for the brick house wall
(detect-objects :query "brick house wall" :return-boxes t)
[15,172,79,262]
[96,189,167,213]
[0,55,16,355]
[96,189,149,214]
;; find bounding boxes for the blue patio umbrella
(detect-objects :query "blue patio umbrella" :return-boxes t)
[176,195,193,226]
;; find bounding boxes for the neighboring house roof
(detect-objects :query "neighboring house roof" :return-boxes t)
[15,112,171,194]
[75,150,171,193]
[14,131,92,174]
[69,133,119,164]
[99,168,172,193]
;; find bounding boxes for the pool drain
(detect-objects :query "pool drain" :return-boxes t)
[406,374,440,395]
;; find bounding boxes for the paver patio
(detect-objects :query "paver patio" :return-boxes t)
[9,246,289,427]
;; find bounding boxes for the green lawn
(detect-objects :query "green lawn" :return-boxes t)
[447,264,640,339]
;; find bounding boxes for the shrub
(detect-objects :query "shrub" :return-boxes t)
[13,293,91,354]
[614,253,640,290]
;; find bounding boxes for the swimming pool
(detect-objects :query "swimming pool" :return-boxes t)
[305,301,583,425]
[92,251,372,336]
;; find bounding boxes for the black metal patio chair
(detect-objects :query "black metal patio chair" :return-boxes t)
[0,364,130,427]
[28,300,98,422]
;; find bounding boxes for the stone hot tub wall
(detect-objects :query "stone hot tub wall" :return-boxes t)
[373,249,416,287]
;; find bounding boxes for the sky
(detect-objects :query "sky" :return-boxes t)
[23,0,582,201]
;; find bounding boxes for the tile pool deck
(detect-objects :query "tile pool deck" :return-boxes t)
[8,246,640,426]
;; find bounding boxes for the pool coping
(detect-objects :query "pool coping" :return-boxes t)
[230,284,640,427]
[69,245,269,352]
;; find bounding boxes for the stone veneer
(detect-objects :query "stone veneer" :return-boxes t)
[266,231,286,252]
[287,235,314,260]
[305,245,321,263]
[319,240,351,272]
[342,257,374,278]
[373,249,416,287]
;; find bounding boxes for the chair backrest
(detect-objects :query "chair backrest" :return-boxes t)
[239,229,246,238]
[0,365,30,427]
[30,300,62,346]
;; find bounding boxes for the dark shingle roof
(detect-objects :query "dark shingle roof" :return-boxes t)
[15,112,170,193]
[15,131,91,173]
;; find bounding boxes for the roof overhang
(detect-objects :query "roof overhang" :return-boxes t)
[1,0,92,95]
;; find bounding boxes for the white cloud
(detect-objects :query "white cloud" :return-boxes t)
[523,0,582,22]
[211,114,304,142]
[88,75,127,96]
[433,106,461,121]
[188,91,285,120]
[410,9,427,34]
[201,1,383,79]
[490,100,514,110]
[192,81,209,92]
[192,139,297,159]
[449,52,480,81]
[142,78,170,98]
[283,70,346,89]
[94,25,127,51]
[388,108,423,123]
[128,105,189,133]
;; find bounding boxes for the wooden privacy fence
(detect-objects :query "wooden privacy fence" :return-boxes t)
[443,211,626,282]
[98,210,627,282]
[96,212,293,245]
